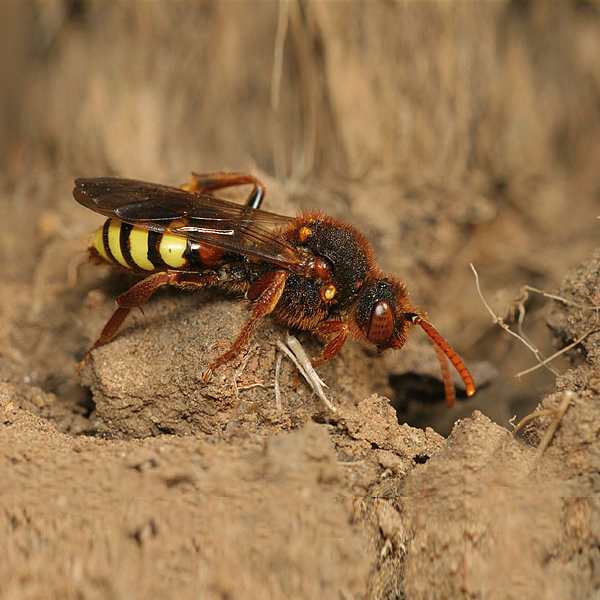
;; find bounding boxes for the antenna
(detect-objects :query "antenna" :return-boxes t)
[408,314,476,407]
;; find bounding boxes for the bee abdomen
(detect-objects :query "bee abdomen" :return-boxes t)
[92,219,191,272]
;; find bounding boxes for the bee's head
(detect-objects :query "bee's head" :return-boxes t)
[355,276,476,406]
[355,277,414,351]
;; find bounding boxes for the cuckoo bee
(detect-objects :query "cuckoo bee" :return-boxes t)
[74,172,475,407]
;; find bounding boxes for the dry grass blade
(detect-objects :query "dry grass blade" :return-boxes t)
[276,333,336,412]
[513,285,600,377]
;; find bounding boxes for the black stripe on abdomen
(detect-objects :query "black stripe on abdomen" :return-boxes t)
[102,220,116,263]
[147,230,165,269]
[119,223,136,269]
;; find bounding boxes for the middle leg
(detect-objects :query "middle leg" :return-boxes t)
[203,269,288,381]
[311,320,350,368]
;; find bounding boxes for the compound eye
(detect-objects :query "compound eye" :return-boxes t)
[367,301,394,346]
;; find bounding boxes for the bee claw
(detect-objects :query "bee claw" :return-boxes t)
[76,353,92,373]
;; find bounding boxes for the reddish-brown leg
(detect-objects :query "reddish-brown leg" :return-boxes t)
[203,270,288,381]
[184,172,266,209]
[78,270,218,370]
[311,320,350,368]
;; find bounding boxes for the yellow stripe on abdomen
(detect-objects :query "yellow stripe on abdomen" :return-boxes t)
[92,226,110,262]
[159,231,188,268]
[92,219,187,271]
[157,220,189,268]
[106,220,129,268]
[128,226,155,271]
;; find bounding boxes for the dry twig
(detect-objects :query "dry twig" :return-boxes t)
[470,263,559,376]
[471,264,600,379]
[513,285,600,377]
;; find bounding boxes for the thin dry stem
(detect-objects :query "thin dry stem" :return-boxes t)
[470,263,558,376]
[516,324,598,378]
[274,351,283,410]
[514,291,543,361]
[511,391,573,460]
[535,391,573,457]
[271,0,289,182]
[285,335,328,389]
[238,383,271,392]
[511,409,556,437]
[521,285,600,312]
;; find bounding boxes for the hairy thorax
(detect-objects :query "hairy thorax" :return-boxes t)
[272,214,374,330]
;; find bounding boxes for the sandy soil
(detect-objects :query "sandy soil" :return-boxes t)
[1,2,600,598]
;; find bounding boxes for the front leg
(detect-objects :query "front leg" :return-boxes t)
[311,320,349,368]
[203,270,288,381]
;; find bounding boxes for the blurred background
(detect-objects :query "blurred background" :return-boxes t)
[1,1,599,433]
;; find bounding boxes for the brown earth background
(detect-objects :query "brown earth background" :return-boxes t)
[1,2,600,598]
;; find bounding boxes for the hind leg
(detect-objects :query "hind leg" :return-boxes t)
[78,270,218,370]
[184,172,265,209]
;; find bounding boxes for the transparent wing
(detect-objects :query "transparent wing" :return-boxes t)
[74,177,306,270]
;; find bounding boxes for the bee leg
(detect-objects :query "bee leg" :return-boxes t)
[311,321,350,368]
[203,269,287,381]
[184,172,266,209]
[78,271,218,371]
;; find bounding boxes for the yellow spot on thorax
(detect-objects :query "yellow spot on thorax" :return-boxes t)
[321,284,336,301]
[298,226,312,243]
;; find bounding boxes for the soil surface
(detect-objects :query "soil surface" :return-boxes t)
[1,3,600,599]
